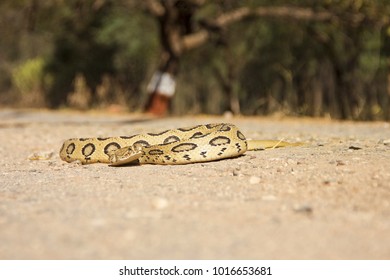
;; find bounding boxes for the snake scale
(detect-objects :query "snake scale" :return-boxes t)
[60,123,300,166]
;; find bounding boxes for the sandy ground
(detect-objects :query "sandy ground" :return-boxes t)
[0,109,389,260]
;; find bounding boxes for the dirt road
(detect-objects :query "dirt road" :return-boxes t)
[1,109,389,259]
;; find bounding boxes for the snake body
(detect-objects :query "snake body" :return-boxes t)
[59,123,297,166]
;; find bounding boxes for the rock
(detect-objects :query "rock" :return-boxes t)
[151,197,169,210]
[232,167,241,176]
[249,176,261,185]
[348,145,362,151]
[28,151,54,161]
[383,139,390,146]
[293,204,313,214]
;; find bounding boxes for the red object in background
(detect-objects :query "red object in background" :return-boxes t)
[144,71,176,116]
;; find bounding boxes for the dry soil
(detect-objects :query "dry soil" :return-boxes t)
[0,109,389,259]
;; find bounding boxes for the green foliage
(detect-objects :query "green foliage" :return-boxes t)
[95,7,159,108]
[10,57,51,106]
[1,0,390,119]
[12,57,46,94]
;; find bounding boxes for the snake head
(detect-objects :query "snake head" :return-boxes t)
[108,144,144,166]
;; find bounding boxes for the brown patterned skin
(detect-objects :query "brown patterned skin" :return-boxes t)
[59,123,299,165]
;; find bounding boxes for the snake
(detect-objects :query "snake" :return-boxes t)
[59,123,300,166]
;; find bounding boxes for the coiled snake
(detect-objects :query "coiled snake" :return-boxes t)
[59,123,300,166]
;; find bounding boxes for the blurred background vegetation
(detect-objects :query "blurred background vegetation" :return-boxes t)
[1,0,390,120]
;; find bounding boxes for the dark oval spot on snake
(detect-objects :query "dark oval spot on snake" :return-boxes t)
[205,123,220,129]
[148,130,169,136]
[104,142,121,156]
[82,143,96,157]
[190,132,203,138]
[237,130,246,140]
[133,140,151,148]
[177,125,202,132]
[171,143,198,153]
[66,143,76,155]
[97,137,109,141]
[190,132,211,139]
[120,135,137,139]
[163,135,180,144]
[219,124,232,131]
[209,136,231,146]
[148,149,164,155]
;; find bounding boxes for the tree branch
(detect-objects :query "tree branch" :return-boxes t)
[182,30,209,50]
[214,6,335,27]
[182,6,336,51]
[144,0,165,17]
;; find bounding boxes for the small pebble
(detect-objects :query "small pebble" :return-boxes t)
[223,111,233,119]
[151,197,169,210]
[293,204,313,214]
[348,145,362,151]
[323,178,337,185]
[232,168,241,176]
[28,151,54,161]
[69,160,83,166]
[383,139,390,146]
[316,142,327,146]
[249,176,261,185]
